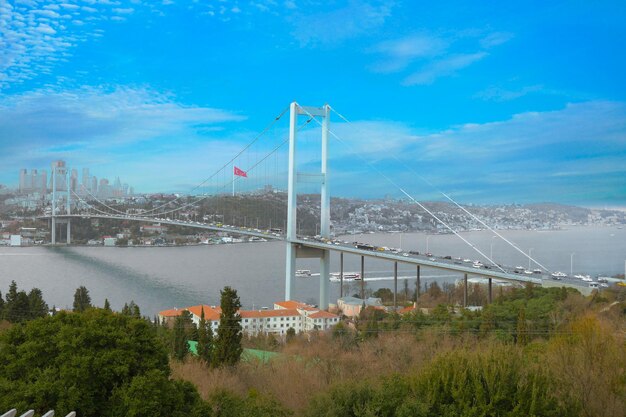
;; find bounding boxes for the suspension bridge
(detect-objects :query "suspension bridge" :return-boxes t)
[39,102,593,309]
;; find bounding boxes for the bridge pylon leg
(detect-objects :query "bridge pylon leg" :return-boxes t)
[360,256,365,299]
[66,220,71,245]
[416,265,421,301]
[285,243,296,301]
[393,262,398,309]
[320,250,330,310]
[339,252,344,298]
[51,218,56,245]
[463,273,468,307]
[488,278,493,304]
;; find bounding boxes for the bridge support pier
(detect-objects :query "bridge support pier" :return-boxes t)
[393,262,398,309]
[51,218,56,245]
[320,250,330,310]
[416,265,421,301]
[339,252,344,298]
[463,273,468,307]
[66,220,71,245]
[488,278,493,304]
[285,244,297,301]
[360,256,365,299]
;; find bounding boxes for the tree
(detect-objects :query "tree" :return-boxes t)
[110,370,202,417]
[27,288,48,319]
[213,286,243,367]
[372,288,394,303]
[104,298,111,311]
[285,327,296,343]
[0,309,178,417]
[172,311,193,361]
[196,307,214,365]
[0,290,4,319]
[73,286,92,312]
[7,290,29,323]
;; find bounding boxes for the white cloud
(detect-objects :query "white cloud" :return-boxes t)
[403,52,487,85]
[0,0,140,90]
[326,101,626,203]
[291,1,393,46]
[370,30,510,86]
[370,34,448,73]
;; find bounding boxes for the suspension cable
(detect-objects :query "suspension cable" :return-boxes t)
[329,107,551,273]
[80,106,290,217]
[298,105,507,273]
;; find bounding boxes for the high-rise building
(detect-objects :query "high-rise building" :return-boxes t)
[19,169,28,193]
[82,168,90,192]
[70,169,78,192]
[91,176,98,195]
[49,160,67,192]
[39,170,47,195]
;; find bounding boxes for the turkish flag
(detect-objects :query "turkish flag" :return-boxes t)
[234,166,247,178]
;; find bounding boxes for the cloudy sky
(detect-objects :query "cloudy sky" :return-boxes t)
[1,0,625,206]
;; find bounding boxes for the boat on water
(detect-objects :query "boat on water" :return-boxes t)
[296,269,311,277]
[551,271,567,280]
[330,272,361,281]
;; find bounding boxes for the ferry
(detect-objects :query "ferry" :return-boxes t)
[296,269,311,277]
[330,272,360,281]
[551,271,567,280]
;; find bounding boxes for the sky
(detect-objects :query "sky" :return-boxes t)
[1,0,625,206]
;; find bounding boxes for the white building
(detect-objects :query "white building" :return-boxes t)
[158,300,340,337]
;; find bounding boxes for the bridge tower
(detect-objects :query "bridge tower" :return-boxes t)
[285,102,331,309]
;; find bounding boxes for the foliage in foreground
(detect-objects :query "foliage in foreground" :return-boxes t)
[304,344,575,417]
[0,308,289,417]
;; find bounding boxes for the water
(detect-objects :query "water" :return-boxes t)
[0,226,624,317]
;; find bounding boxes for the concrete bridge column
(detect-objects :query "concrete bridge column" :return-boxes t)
[66,220,71,245]
[393,261,398,309]
[339,252,344,298]
[360,256,365,299]
[463,273,468,307]
[416,265,421,301]
[319,249,330,310]
[488,278,493,304]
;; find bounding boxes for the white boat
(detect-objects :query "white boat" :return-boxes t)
[296,269,311,277]
[523,270,533,275]
[329,272,360,281]
[533,269,542,274]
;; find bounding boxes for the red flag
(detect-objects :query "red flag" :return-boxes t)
[234,166,247,178]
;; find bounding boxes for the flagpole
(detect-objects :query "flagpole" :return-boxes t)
[232,165,235,197]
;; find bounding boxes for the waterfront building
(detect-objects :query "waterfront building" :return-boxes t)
[158,300,340,337]
[336,296,385,318]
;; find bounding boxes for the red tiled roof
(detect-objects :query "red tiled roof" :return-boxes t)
[274,300,308,309]
[187,305,221,321]
[240,308,301,318]
[158,308,183,317]
[308,311,338,319]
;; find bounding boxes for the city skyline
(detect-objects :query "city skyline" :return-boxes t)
[16,160,134,198]
[1,1,625,206]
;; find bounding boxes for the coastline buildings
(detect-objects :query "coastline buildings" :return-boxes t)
[16,160,134,200]
[158,300,340,337]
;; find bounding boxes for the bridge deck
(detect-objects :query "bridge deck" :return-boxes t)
[41,214,589,292]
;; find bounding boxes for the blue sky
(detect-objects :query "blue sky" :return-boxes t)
[1,0,625,206]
